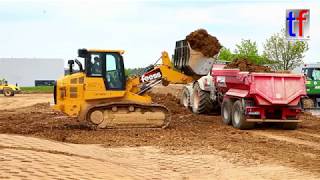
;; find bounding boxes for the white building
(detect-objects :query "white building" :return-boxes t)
[0,58,64,86]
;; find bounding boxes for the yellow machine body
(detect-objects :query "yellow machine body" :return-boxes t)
[0,79,20,97]
[53,49,195,128]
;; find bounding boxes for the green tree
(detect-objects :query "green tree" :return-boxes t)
[263,30,309,70]
[125,68,131,76]
[125,67,145,76]
[235,39,258,57]
[218,47,234,61]
[234,39,270,65]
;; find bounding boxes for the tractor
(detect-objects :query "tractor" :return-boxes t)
[0,79,20,97]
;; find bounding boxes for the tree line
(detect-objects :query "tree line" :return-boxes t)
[218,29,309,70]
[126,29,309,76]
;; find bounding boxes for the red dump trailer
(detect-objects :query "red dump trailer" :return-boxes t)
[213,69,306,129]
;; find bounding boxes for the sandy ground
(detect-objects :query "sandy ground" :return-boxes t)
[1,134,318,179]
[0,87,320,179]
[0,94,52,110]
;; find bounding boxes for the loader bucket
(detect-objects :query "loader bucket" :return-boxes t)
[173,40,216,76]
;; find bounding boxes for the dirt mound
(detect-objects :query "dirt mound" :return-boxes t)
[225,58,272,72]
[186,29,221,57]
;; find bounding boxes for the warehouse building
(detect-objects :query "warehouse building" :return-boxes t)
[0,58,64,87]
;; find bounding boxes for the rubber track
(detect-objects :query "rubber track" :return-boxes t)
[85,102,171,129]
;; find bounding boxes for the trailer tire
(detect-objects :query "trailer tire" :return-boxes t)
[192,83,213,114]
[180,87,191,109]
[221,99,233,125]
[302,98,315,109]
[232,100,254,130]
[3,88,14,97]
[281,122,298,130]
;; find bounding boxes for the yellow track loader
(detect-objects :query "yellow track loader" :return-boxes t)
[53,47,217,128]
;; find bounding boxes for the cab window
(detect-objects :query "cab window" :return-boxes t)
[312,69,320,80]
[90,54,103,76]
[106,54,124,89]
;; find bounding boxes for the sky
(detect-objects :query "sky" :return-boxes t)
[0,0,319,68]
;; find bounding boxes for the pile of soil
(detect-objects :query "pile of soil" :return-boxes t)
[225,58,272,72]
[186,29,222,57]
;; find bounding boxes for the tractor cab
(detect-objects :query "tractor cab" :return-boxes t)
[302,65,320,109]
[0,79,7,86]
[302,66,320,96]
[68,49,126,91]
[303,67,320,81]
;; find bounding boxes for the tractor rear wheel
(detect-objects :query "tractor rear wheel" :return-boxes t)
[3,88,14,97]
[192,82,213,114]
[302,98,315,108]
[232,100,254,129]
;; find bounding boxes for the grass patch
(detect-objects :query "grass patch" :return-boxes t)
[20,86,54,93]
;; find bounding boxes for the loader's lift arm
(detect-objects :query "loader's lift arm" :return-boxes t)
[126,51,196,95]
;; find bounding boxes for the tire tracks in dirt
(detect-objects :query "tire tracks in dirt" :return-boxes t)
[2,91,320,177]
[1,135,319,180]
[252,131,320,150]
[296,131,320,139]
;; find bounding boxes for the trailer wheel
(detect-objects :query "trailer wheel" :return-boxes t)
[180,87,190,109]
[3,88,14,97]
[232,100,254,130]
[281,122,298,130]
[221,99,232,125]
[192,83,213,114]
[302,98,315,108]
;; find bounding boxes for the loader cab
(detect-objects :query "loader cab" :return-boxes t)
[78,49,126,90]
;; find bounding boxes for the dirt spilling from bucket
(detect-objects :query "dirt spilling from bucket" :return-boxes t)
[224,58,272,72]
[186,29,222,57]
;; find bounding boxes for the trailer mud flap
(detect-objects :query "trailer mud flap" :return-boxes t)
[226,89,248,98]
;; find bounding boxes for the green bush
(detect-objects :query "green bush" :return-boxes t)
[20,86,54,93]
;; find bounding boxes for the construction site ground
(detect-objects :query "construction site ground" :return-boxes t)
[0,86,320,179]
